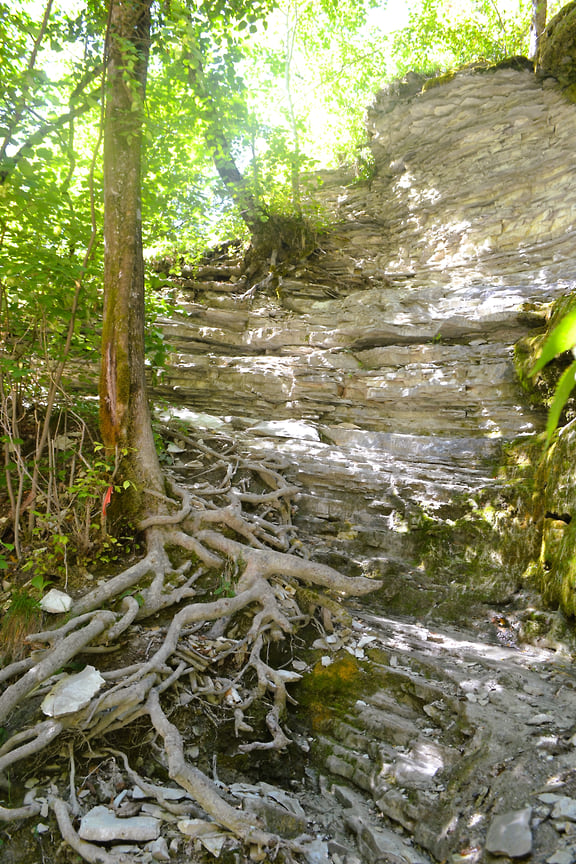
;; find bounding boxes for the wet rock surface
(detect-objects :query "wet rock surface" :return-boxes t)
[147,66,576,863]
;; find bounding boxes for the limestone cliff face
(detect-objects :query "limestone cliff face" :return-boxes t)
[364,65,576,282]
[158,64,576,624]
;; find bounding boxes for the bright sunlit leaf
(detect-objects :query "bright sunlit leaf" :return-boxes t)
[531,308,576,375]
[545,360,576,447]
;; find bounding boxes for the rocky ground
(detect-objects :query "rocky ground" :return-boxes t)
[148,64,576,863]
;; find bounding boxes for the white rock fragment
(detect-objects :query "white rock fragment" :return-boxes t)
[526,713,554,726]
[177,818,228,855]
[357,635,377,648]
[249,419,320,441]
[177,818,218,838]
[113,789,128,808]
[41,665,105,717]
[140,803,180,823]
[485,807,532,858]
[274,669,302,682]
[39,588,72,613]
[146,836,171,861]
[35,823,50,834]
[259,782,306,817]
[301,836,331,864]
[199,832,227,856]
[166,441,186,453]
[79,805,160,842]
[344,644,365,659]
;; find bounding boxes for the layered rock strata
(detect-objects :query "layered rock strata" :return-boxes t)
[149,61,576,864]
[156,64,576,620]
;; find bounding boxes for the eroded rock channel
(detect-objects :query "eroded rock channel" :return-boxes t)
[147,64,576,864]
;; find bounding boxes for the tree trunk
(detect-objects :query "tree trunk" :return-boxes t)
[529,0,547,59]
[100,0,164,506]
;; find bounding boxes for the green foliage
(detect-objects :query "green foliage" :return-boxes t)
[392,0,529,75]
[0,540,14,570]
[29,572,54,595]
[531,308,576,373]
[0,588,43,662]
[0,411,135,580]
[531,307,576,446]
[215,555,245,597]
[242,0,388,172]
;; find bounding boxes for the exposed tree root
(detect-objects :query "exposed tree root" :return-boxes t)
[0,427,382,862]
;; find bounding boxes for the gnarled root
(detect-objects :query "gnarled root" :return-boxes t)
[0,427,382,862]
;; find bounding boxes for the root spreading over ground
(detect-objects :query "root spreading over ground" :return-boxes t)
[0,426,381,863]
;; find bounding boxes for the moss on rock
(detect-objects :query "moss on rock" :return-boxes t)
[295,652,366,733]
[421,71,456,92]
[537,0,576,89]
[535,418,576,616]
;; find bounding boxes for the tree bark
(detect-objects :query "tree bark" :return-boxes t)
[100,0,164,503]
[529,0,547,59]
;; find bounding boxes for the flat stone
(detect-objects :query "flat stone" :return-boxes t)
[485,808,532,858]
[248,419,320,441]
[540,793,564,805]
[552,798,576,821]
[79,805,160,842]
[345,805,431,864]
[242,797,307,838]
[526,713,555,726]
[133,783,188,801]
[547,850,576,864]
[302,837,331,864]
[258,782,306,818]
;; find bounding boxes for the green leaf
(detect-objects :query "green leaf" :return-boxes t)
[545,360,576,447]
[532,309,576,375]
